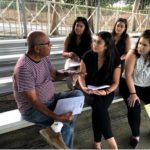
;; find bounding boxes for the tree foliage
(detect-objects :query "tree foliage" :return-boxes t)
[62,0,149,10]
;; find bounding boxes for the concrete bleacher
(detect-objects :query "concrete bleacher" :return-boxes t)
[0,35,139,95]
[0,97,124,135]
[0,37,66,95]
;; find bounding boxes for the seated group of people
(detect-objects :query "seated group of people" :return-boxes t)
[13,16,150,149]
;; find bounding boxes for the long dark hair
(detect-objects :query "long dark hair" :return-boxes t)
[96,31,120,81]
[112,18,128,41]
[134,29,150,66]
[67,16,92,53]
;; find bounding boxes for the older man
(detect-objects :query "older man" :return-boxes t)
[13,31,83,149]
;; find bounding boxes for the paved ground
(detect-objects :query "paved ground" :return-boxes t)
[74,101,150,149]
[0,100,150,149]
[0,83,150,149]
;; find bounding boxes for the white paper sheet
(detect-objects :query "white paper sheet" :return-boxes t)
[64,58,80,70]
[87,85,110,90]
[54,96,84,115]
[145,104,150,118]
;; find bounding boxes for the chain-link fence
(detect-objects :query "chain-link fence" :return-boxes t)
[0,0,149,38]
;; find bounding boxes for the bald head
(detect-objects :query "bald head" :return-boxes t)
[27,31,48,52]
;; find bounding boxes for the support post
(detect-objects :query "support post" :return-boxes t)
[95,0,100,33]
[19,0,27,38]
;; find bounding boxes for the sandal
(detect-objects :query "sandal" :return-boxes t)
[94,142,102,149]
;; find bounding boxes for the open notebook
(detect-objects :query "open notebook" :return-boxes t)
[87,85,110,90]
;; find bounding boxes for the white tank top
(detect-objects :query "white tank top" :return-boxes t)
[122,55,150,87]
[133,56,150,87]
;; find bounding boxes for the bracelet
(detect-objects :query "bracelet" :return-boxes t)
[130,93,136,95]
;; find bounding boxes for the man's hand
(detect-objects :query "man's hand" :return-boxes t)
[63,70,87,77]
[55,112,74,122]
[66,70,87,77]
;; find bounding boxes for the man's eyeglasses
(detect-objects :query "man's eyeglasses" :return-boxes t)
[36,41,51,46]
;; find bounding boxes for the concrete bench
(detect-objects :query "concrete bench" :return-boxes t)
[0,96,123,135]
[0,109,34,134]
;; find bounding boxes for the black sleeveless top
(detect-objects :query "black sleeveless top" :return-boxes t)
[82,51,121,86]
[115,34,128,57]
[67,34,92,59]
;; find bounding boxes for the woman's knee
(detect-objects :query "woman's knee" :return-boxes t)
[128,103,141,114]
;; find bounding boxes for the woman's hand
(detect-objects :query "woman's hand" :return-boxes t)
[69,52,80,61]
[127,94,140,107]
[92,89,107,96]
[69,52,77,58]
[73,56,80,62]
[82,86,93,95]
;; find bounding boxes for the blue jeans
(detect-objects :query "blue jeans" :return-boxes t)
[22,89,83,148]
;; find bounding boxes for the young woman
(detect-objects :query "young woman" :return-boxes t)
[79,31,121,149]
[112,18,131,73]
[63,16,92,89]
[119,30,150,149]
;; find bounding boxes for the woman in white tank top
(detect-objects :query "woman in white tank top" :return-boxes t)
[119,30,150,149]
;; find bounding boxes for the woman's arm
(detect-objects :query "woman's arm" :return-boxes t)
[62,36,79,59]
[62,37,71,58]
[105,65,121,94]
[125,51,140,107]
[78,60,86,89]
[51,67,81,81]
[78,60,91,94]
[125,51,136,93]
[121,35,131,60]
[62,36,77,58]
[125,35,131,53]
